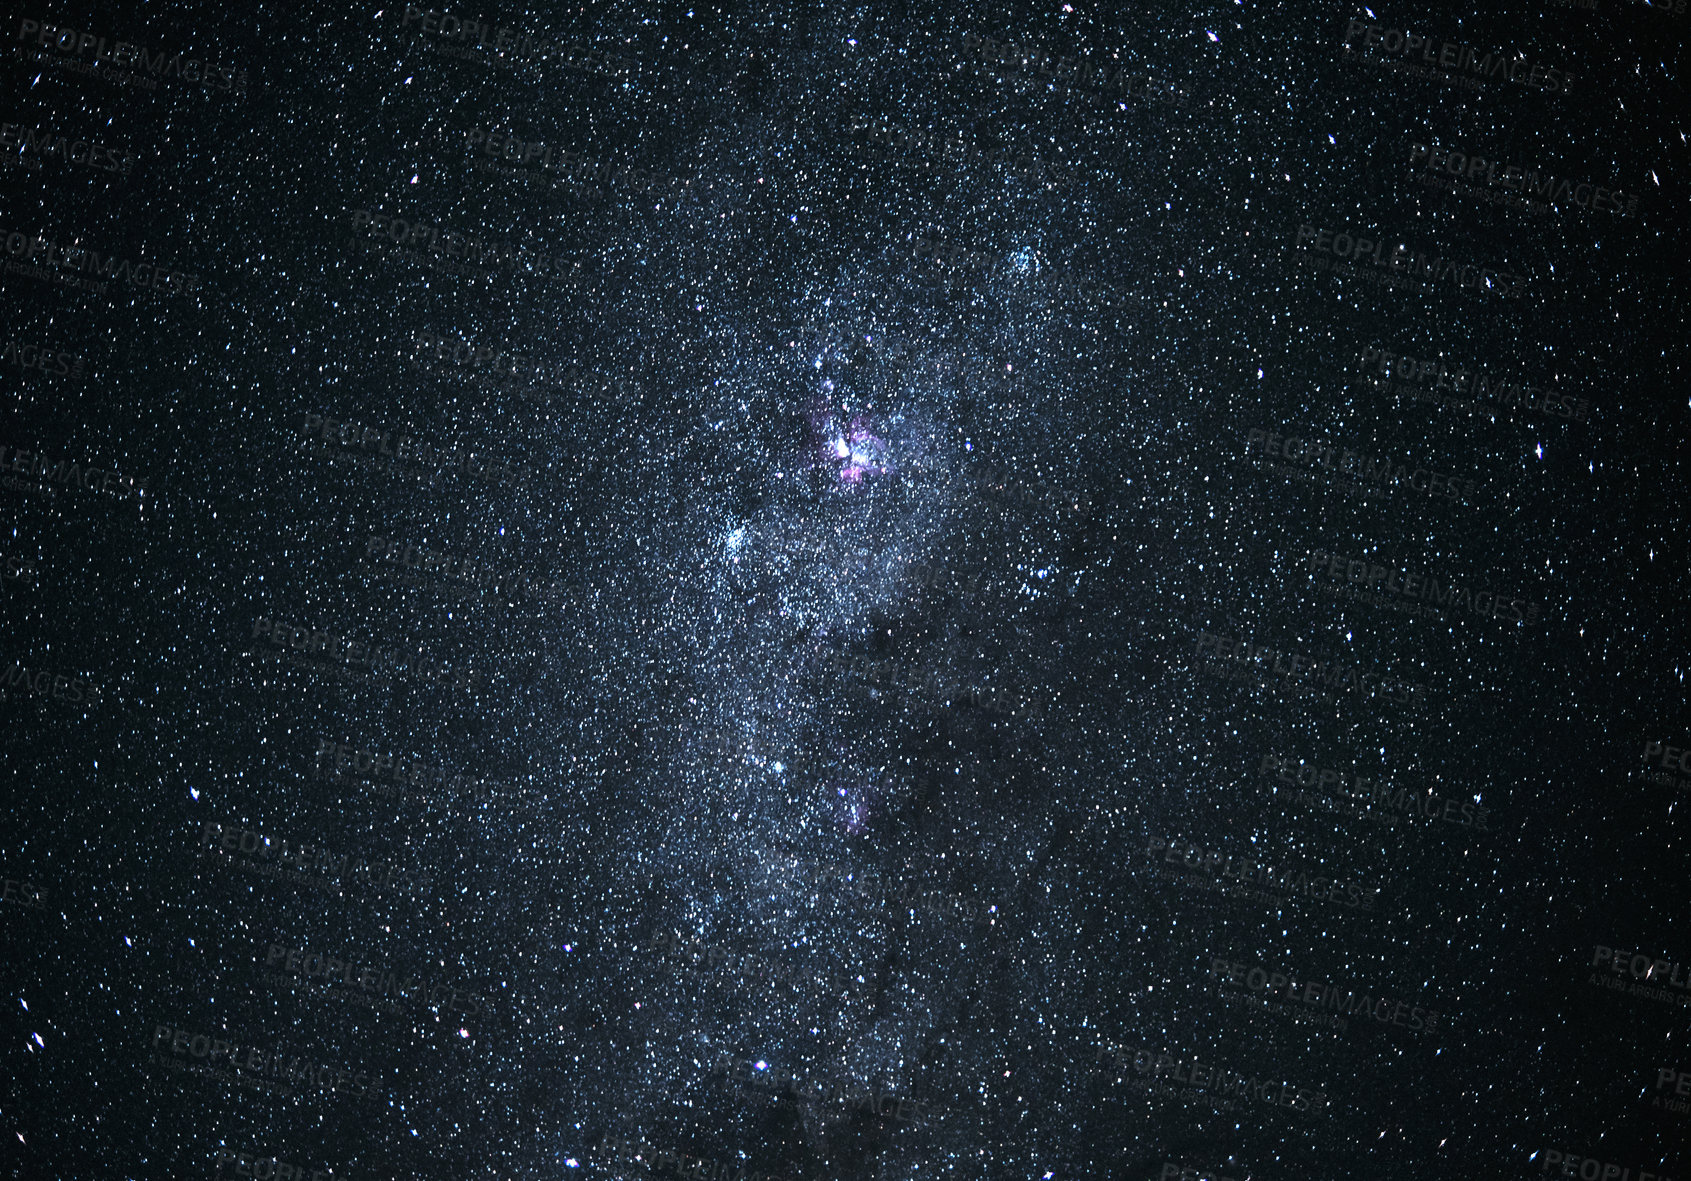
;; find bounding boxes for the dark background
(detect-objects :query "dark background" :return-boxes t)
[0,1,1686,1178]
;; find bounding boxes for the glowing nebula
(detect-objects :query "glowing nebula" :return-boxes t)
[812,405,892,485]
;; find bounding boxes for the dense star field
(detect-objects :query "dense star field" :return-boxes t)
[0,2,1687,1179]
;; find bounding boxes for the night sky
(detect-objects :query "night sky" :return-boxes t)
[0,2,1687,1180]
